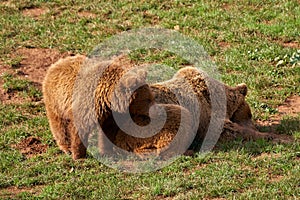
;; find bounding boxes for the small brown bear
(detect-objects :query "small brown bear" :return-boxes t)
[114,104,194,158]
[43,55,156,160]
[150,67,273,150]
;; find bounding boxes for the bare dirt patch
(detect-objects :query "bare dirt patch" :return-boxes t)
[268,175,284,183]
[218,41,231,49]
[13,48,72,85]
[22,7,48,19]
[12,136,48,158]
[281,41,300,49]
[0,48,73,104]
[256,95,300,133]
[261,20,273,25]
[278,95,300,117]
[0,185,43,199]
[78,11,97,18]
[0,88,28,104]
[252,152,281,161]
[221,3,231,10]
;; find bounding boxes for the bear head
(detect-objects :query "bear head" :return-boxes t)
[111,68,155,117]
[227,83,254,128]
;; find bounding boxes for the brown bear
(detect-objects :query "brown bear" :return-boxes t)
[43,55,156,160]
[114,104,194,158]
[112,64,264,155]
[150,66,275,151]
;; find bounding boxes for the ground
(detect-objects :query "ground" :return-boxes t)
[0,47,298,159]
[0,0,299,199]
[11,136,48,158]
[257,95,300,127]
[0,48,72,104]
[1,46,299,200]
[0,48,72,160]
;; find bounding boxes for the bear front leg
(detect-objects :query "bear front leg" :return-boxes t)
[223,120,273,141]
[46,109,71,155]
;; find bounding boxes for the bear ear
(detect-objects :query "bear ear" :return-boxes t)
[121,69,147,88]
[237,83,248,96]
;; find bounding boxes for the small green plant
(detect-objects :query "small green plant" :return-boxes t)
[274,50,300,67]
[1,73,42,101]
[2,73,29,92]
[5,56,23,68]
[26,85,42,101]
[276,115,300,135]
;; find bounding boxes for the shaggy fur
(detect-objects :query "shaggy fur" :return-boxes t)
[112,65,262,155]
[44,54,279,159]
[114,104,193,157]
[150,67,272,150]
[43,55,155,159]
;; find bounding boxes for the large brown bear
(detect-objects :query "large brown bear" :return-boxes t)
[113,64,290,155]
[150,66,275,151]
[43,55,157,160]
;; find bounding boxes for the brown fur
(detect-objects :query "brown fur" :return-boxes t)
[43,55,155,159]
[150,67,268,150]
[112,65,257,155]
[114,104,193,157]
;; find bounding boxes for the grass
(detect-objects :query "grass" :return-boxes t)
[1,73,42,101]
[0,0,299,199]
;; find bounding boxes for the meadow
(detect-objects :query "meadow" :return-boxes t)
[0,0,299,199]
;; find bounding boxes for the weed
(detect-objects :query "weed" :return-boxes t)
[5,56,23,68]
[1,73,42,101]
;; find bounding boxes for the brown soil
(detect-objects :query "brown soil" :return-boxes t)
[78,11,97,18]
[278,95,300,117]
[218,41,231,49]
[13,48,72,85]
[261,20,273,25]
[0,88,27,105]
[221,3,231,10]
[257,95,300,128]
[11,136,48,158]
[0,48,73,104]
[281,41,300,49]
[252,152,281,160]
[22,7,48,19]
[269,175,284,183]
[0,185,43,198]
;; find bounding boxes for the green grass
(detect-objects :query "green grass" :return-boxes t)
[0,0,299,199]
[1,73,42,101]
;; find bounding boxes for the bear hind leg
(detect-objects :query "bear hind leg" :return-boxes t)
[68,122,88,160]
[47,110,71,155]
